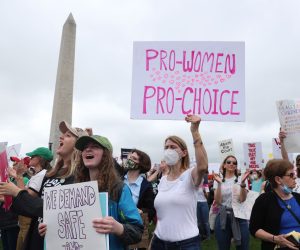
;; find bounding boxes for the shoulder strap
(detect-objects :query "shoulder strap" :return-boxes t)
[273,191,300,225]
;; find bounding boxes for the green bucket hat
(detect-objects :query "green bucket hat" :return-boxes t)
[75,135,113,152]
[26,147,53,161]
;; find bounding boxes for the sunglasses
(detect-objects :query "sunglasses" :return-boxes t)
[226,160,237,165]
[283,172,296,178]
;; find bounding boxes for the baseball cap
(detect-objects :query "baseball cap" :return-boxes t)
[10,156,30,166]
[75,135,113,152]
[59,121,89,138]
[26,147,53,161]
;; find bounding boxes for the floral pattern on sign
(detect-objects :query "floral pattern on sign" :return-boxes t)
[149,68,233,94]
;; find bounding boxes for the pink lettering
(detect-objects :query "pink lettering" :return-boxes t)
[230,91,240,115]
[182,88,193,114]
[220,90,230,115]
[160,50,168,71]
[215,53,224,73]
[166,88,174,113]
[146,49,158,71]
[143,86,156,113]
[157,87,166,113]
[203,89,212,114]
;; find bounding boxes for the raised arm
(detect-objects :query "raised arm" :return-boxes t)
[239,170,250,202]
[185,115,208,186]
[279,128,289,161]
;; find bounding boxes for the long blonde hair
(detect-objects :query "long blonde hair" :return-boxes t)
[165,135,190,171]
[47,149,81,179]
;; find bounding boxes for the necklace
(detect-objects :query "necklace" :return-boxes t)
[281,197,293,210]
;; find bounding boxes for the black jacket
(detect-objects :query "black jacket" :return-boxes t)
[0,203,19,229]
[12,175,74,250]
[249,191,300,250]
[137,177,156,222]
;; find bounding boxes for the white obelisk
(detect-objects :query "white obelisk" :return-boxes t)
[49,13,76,159]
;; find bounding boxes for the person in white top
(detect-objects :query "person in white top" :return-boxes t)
[150,114,208,250]
[213,155,250,250]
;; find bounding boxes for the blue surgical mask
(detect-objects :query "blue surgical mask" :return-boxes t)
[281,184,293,195]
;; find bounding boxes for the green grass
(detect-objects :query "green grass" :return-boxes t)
[202,234,261,250]
[0,230,260,250]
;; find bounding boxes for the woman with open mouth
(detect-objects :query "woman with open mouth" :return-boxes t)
[0,121,88,250]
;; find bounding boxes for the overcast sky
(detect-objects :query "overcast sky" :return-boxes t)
[1,0,299,167]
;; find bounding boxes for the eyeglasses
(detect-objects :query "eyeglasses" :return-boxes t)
[283,172,296,178]
[226,160,237,165]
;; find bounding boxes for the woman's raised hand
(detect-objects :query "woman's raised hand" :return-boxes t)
[213,174,222,184]
[185,114,201,133]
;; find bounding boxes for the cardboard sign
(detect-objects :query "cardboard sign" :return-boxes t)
[243,142,263,169]
[131,41,245,121]
[218,139,235,161]
[232,184,259,220]
[44,181,107,250]
[272,138,293,161]
[277,100,300,152]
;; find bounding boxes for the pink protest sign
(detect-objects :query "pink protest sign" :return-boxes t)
[131,41,245,121]
[0,149,12,211]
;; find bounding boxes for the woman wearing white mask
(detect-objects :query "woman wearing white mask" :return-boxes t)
[150,114,208,250]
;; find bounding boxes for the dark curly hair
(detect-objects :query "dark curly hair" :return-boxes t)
[75,148,122,201]
[131,149,151,174]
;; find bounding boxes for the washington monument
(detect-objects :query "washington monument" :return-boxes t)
[49,13,76,158]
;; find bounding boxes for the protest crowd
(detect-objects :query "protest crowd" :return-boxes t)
[0,117,300,250]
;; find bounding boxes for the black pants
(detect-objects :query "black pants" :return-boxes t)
[150,234,201,250]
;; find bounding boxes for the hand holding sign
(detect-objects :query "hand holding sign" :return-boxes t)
[241,169,251,183]
[92,216,124,236]
[279,129,287,142]
[213,174,222,184]
[185,114,201,133]
[38,223,47,237]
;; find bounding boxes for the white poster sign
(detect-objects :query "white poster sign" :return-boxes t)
[44,181,107,250]
[232,184,259,220]
[272,138,293,161]
[218,139,235,161]
[277,100,300,152]
[131,41,245,121]
[6,144,21,162]
[243,142,264,169]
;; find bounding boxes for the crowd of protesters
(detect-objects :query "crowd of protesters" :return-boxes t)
[0,120,300,250]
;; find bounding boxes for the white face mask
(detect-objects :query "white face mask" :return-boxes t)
[163,149,180,166]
